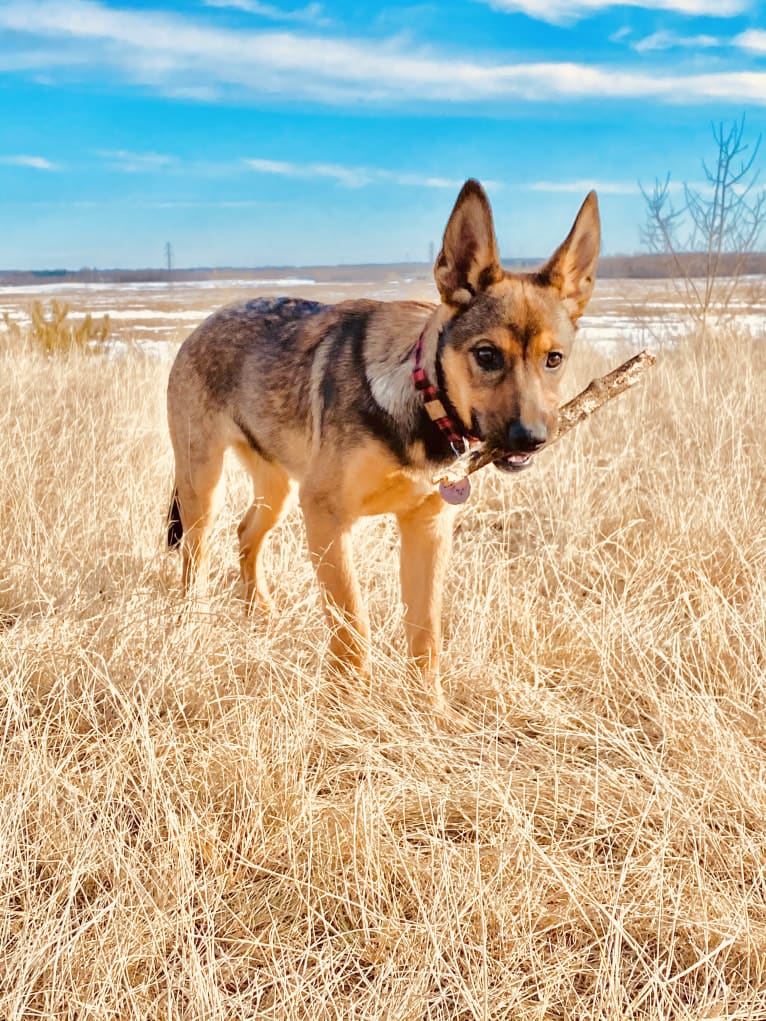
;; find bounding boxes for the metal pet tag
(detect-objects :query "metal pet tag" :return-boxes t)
[438,477,472,505]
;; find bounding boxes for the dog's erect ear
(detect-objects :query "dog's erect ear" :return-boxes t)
[435,179,504,306]
[539,191,600,322]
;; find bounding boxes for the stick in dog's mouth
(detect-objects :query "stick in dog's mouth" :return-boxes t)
[433,349,657,488]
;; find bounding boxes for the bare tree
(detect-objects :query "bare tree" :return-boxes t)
[640,116,766,335]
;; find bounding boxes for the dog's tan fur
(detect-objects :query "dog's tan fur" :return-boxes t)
[166,180,600,700]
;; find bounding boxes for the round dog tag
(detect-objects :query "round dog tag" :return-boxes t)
[439,477,471,505]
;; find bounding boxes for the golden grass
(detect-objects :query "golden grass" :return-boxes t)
[26,300,111,355]
[1,325,765,1019]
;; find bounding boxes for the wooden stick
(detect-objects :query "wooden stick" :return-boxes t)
[433,349,657,486]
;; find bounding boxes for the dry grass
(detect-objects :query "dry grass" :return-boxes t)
[1,323,765,1020]
[8,300,112,355]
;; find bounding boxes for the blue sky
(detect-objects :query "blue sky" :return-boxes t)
[1,0,765,269]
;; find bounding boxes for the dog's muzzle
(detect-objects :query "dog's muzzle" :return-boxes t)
[492,420,548,473]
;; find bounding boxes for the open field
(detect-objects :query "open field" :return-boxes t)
[1,279,766,1019]
[3,270,765,356]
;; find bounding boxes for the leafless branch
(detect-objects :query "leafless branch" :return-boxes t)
[640,115,765,334]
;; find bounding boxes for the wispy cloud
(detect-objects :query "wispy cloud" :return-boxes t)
[610,26,633,43]
[0,197,275,209]
[632,30,721,52]
[483,0,748,24]
[203,0,330,27]
[0,154,59,170]
[97,149,175,172]
[1,1,765,108]
[244,157,471,189]
[523,179,640,195]
[245,157,371,187]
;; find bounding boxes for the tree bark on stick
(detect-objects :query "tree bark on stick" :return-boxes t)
[433,349,657,487]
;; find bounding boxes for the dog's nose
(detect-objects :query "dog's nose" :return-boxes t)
[507,420,547,452]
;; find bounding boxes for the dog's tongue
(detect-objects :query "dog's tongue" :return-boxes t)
[504,453,532,465]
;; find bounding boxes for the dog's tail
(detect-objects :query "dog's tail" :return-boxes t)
[167,488,184,549]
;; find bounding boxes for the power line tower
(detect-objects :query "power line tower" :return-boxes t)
[164,242,173,277]
[429,241,435,265]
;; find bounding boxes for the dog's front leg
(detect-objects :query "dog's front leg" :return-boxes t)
[300,493,370,677]
[397,494,456,703]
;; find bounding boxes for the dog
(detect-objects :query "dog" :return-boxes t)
[166,179,600,701]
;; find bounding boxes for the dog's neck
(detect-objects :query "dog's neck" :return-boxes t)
[413,311,478,448]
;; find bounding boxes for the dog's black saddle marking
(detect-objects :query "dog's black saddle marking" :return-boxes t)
[244,296,326,318]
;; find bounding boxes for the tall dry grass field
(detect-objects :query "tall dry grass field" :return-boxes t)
[1,322,765,1020]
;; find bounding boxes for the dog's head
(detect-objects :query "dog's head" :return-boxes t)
[434,179,600,472]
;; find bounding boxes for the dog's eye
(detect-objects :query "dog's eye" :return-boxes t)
[546,351,564,369]
[473,345,503,371]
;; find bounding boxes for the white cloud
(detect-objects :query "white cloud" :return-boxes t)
[244,157,470,189]
[484,0,748,24]
[204,0,329,25]
[98,149,175,172]
[632,30,721,52]
[0,1,765,108]
[735,29,766,53]
[523,179,640,195]
[245,157,372,186]
[0,154,58,170]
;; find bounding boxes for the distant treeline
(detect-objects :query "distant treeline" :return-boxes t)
[0,264,430,286]
[595,252,766,279]
[2,252,766,287]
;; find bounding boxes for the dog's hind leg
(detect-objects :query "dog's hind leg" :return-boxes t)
[397,494,456,704]
[173,444,226,602]
[235,445,294,613]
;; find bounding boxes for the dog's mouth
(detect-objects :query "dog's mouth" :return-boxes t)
[493,452,535,474]
[473,417,543,474]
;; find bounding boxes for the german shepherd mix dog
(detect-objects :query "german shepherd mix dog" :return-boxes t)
[167,180,600,702]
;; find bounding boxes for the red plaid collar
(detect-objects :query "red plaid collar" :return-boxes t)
[412,329,480,453]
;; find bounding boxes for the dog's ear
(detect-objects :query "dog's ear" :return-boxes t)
[539,191,600,322]
[435,179,504,306]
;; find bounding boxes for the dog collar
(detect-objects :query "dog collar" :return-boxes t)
[412,329,478,504]
[412,329,479,455]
